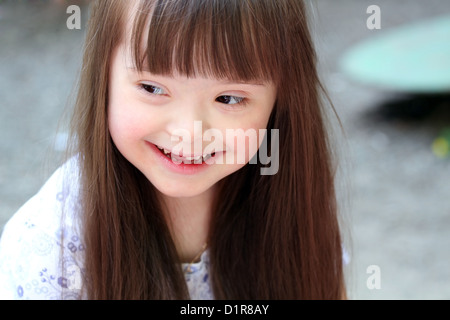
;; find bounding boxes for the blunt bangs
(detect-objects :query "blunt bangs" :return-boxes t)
[130,0,283,84]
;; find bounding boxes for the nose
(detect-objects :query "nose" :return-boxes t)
[166,104,208,156]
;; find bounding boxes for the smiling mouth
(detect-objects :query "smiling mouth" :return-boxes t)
[155,145,216,164]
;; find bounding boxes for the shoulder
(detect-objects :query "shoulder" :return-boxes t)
[0,157,84,300]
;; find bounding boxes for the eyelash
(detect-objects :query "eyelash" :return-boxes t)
[215,95,247,107]
[140,83,166,95]
[138,83,248,107]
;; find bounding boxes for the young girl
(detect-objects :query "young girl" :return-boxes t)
[0,0,346,299]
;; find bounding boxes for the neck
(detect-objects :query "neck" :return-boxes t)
[159,186,216,263]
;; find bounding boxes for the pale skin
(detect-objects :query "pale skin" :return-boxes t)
[108,20,277,263]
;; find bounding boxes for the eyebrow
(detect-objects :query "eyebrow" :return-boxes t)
[221,80,266,87]
[127,66,267,87]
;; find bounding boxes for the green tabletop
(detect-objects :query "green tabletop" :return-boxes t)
[339,15,450,93]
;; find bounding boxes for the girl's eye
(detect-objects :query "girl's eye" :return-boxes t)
[216,95,245,105]
[141,84,166,95]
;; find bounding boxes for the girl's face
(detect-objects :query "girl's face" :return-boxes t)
[108,42,277,198]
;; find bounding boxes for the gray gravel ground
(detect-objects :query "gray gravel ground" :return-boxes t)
[1,1,450,299]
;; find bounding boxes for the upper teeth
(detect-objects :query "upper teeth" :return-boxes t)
[184,155,203,161]
[157,145,212,161]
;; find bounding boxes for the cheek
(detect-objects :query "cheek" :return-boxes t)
[108,104,138,145]
[108,86,158,144]
[107,91,154,155]
[220,118,272,164]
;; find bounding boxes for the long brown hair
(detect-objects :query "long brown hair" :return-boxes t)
[69,0,346,299]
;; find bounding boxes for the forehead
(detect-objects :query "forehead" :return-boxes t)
[118,0,281,84]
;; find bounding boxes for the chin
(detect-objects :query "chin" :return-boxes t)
[150,178,216,198]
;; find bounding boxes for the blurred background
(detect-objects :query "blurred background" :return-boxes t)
[1,0,449,299]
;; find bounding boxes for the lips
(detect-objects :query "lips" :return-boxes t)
[155,144,216,164]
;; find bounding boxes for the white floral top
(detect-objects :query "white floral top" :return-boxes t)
[0,159,213,300]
